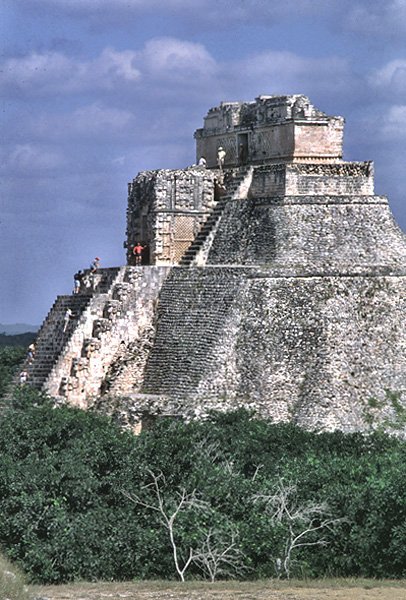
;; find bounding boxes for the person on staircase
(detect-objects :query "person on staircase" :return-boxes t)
[19,370,28,385]
[217,147,226,171]
[133,242,146,266]
[73,270,84,294]
[63,308,75,333]
[90,257,100,273]
[27,343,36,363]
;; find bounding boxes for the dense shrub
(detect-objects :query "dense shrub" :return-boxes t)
[0,389,405,583]
[0,346,26,397]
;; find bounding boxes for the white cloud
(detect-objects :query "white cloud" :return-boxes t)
[97,48,140,82]
[16,0,325,19]
[380,105,406,140]
[369,60,406,94]
[2,41,362,154]
[1,39,216,98]
[1,51,76,93]
[343,0,406,37]
[221,51,358,104]
[1,47,140,96]
[139,37,216,81]
[1,144,65,172]
[31,104,137,140]
[18,0,199,11]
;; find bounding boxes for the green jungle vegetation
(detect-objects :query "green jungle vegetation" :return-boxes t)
[0,346,26,397]
[0,333,36,348]
[0,345,405,586]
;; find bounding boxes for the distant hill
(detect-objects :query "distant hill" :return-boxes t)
[0,323,39,335]
[0,332,36,348]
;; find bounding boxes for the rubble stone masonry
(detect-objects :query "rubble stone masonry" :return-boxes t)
[28,95,406,434]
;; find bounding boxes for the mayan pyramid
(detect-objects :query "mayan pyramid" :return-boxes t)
[26,95,406,433]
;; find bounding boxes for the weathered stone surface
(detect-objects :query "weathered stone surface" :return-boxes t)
[26,267,170,408]
[126,168,218,265]
[207,195,406,271]
[125,268,405,433]
[250,162,374,197]
[195,95,344,168]
[27,95,406,434]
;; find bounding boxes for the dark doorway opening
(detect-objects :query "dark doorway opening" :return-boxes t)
[237,133,249,165]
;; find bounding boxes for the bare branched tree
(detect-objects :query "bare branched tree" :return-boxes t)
[254,479,344,578]
[251,463,264,481]
[195,437,222,463]
[123,469,209,582]
[193,527,248,582]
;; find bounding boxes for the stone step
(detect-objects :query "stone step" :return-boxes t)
[18,267,124,391]
[178,169,251,265]
[187,242,205,251]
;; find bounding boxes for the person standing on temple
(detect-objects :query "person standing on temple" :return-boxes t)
[133,242,146,266]
[217,146,226,171]
[90,257,100,273]
[73,270,84,294]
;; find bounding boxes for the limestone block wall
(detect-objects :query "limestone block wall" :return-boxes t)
[195,96,344,168]
[135,267,406,432]
[141,267,252,400]
[43,267,170,408]
[249,163,374,198]
[294,120,343,160]
[196,121,344,169]
[285,163,374,195]
[94,266,171,400]
[26,294,93,389]
[207,194,406,272]
[42,268,126,404]
[126,168,217,265]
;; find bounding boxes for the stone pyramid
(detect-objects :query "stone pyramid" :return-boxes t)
[26,95,406,433]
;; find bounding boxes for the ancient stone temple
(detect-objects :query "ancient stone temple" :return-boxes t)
[26,95,406,433]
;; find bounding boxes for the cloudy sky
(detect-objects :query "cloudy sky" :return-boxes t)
[1,0,406,325]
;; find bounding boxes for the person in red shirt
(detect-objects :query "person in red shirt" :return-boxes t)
[133,242,146,265]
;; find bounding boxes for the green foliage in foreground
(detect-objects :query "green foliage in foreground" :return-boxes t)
[0,346,26,397]
[0,388,405,584]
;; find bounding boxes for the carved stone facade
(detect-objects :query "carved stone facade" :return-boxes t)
[195,95,344,168]
[126,168,219,265]
[26,95,406,434]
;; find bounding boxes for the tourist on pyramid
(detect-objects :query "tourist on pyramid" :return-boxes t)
[90,257,100,273]
[217,146,226,170]
[133,242,146,266]
[63,308,74,332]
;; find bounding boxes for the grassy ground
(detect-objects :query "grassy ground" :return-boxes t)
[31,578,406,600]
[0,553,31,600]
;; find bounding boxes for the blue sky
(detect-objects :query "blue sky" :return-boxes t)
[1,0,406,325]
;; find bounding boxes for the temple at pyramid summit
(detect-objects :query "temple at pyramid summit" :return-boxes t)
[25,95,406,433]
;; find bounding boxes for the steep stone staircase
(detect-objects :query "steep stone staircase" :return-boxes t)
[142,267,246,398]
[17,265,171,408]
[26,294,92,389]
[179,166,253,266]
[24,267,121,391]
